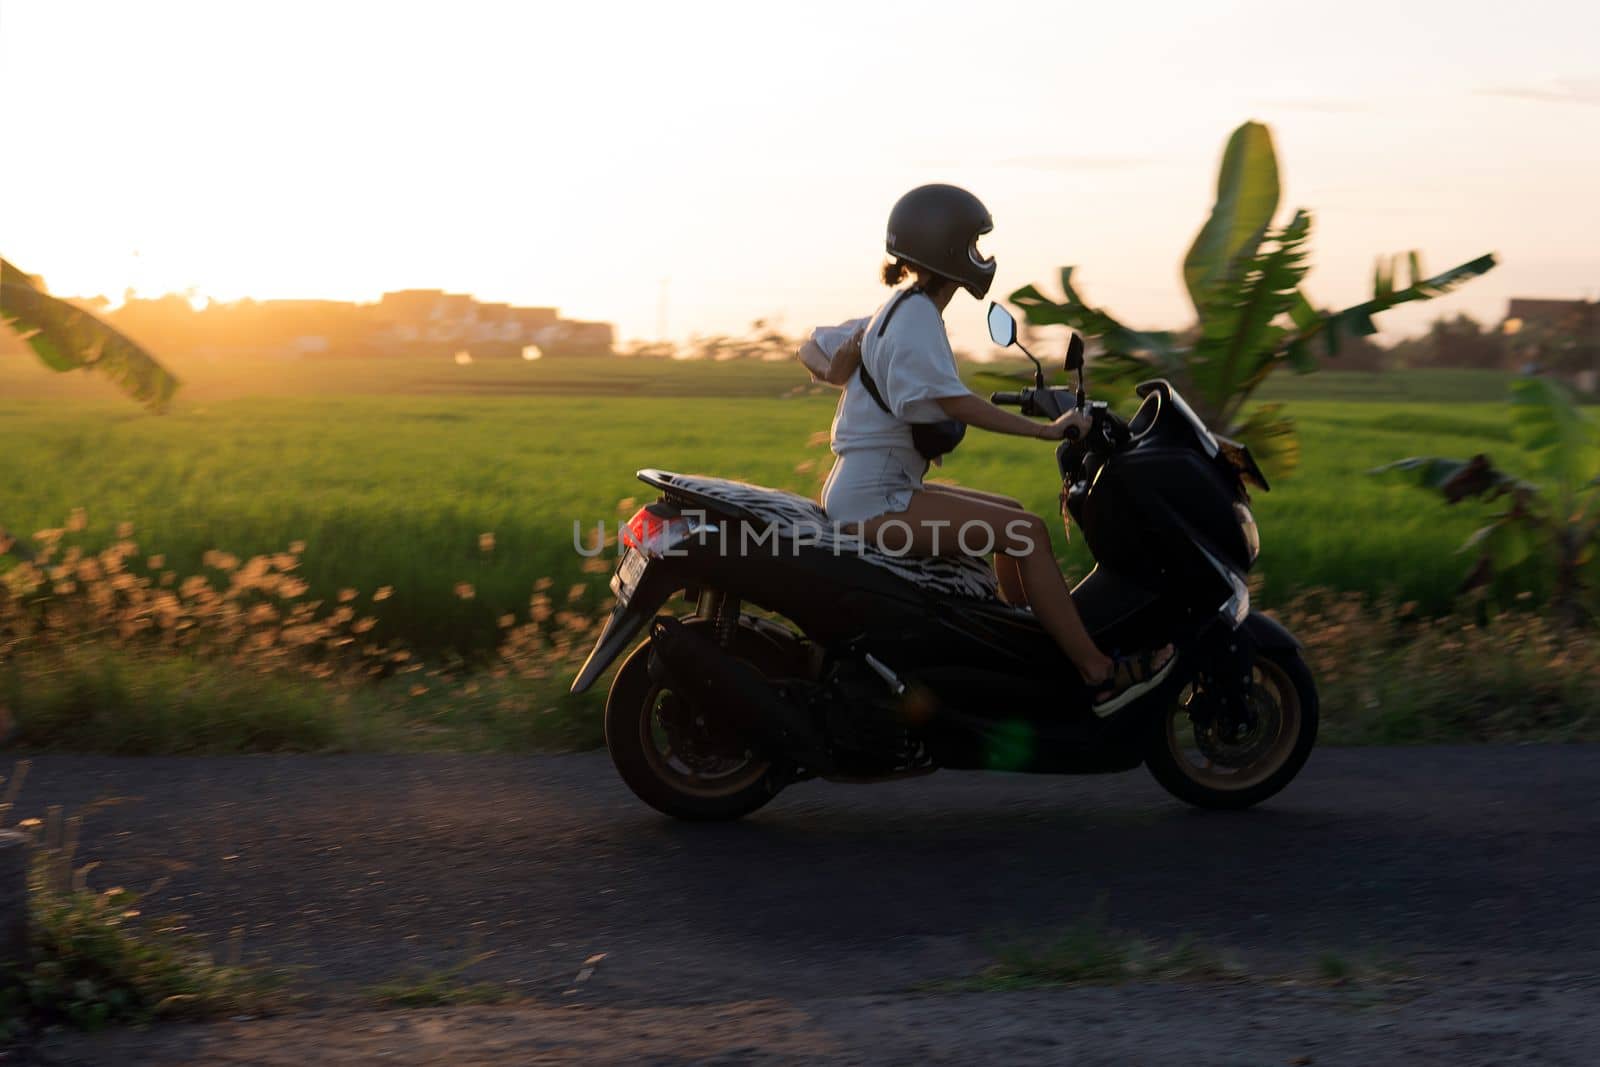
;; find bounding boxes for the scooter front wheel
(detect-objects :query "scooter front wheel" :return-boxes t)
[1143,647,1318,810]
[604,617,790,821]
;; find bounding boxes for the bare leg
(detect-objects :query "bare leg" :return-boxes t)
[860,491,1111,683]
[922,483,1026,510]
[920,484,1029,606]
[994,555,1028,607]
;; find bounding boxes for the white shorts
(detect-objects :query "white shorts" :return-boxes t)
[820,446,929,526]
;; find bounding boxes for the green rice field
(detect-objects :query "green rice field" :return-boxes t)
[1,353,1553,656]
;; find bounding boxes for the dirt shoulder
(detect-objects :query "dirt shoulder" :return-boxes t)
[34,973,1600,1066]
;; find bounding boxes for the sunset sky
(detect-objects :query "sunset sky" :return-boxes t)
[3,0,1597,351]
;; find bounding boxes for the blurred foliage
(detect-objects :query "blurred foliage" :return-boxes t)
[1282,589,1600,742]
[0,771,279,1034]
[0,509,607,754]
[1372,378,1600,626]
[0,259,180,411]
[1388,313,1507,371]
[973,897,1240,988]
[1010,121,1496,479]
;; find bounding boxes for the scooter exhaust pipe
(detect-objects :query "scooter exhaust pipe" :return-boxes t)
[646,616,827,765]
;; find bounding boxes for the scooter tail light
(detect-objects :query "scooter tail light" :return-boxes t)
[621,506,716,559]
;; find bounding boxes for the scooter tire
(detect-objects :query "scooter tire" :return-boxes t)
[1144,647,1319,810]
[605,617,790,821]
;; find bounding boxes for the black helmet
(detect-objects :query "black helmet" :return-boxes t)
[885,183,996,299]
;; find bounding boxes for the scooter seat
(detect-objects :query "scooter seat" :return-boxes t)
[637,469,999,601]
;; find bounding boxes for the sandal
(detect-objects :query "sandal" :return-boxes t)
[1087,647,1177,716]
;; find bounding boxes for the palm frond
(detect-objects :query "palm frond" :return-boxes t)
[1,258,181,411]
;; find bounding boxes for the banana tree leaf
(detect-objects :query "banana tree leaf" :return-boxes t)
[1283,337,1318,374]
[1009,273,1181,365]
[970,370,1038,396]
[1461,519,1537,572]
[1,258,180,411]
[1395,252,1498,301]
[1182,121,1280,319]
[1293,252,1497,361]
[1092,350,1168,386]
[1510,377,1599,497]
[1373,257,1395,305]
[1368,454,1541,502]
[1325,253,1497,342]
[1190,210,1313,423]
[1229,405,1299,481]
[1288,289,1319,333]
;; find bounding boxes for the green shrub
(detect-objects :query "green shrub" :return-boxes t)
[1281,592,1600,743]
[2,646,355,754]
[1,787,279,1035]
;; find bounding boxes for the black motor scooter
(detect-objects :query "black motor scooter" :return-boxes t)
[571,303,1317,820]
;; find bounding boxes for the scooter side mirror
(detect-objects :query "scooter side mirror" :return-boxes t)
[989,302,1046,388]
[1065,333,1085,371]
[986,302,1017,348]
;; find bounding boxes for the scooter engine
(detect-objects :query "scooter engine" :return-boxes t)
[820,663,929,774]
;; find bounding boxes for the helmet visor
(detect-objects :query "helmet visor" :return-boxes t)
[968,234,994,271]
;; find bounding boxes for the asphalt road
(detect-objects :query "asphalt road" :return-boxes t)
[12,745,1599,1004]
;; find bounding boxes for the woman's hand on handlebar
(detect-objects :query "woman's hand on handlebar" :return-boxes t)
[1040,409,1092,441]
[938,392,1089,443]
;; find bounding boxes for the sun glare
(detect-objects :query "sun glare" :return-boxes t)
[1,1,1596,346]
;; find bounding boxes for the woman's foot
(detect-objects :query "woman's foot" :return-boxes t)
[1082,645,1177,715]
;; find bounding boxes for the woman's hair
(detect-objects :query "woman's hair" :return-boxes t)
[883,258,958,294]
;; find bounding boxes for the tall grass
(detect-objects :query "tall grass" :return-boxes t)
[1285,592,1600,743]
[4,358,1594,754]
[0,515,608,753]
[1,386,1523,653]
[1,765,281,1033]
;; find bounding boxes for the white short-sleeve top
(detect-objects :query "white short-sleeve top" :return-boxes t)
[824,289,973,455]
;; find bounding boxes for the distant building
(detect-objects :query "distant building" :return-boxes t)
[1505,298,1598,332]
[1505,298,1599,350]
[1503,297,1600,390]
[46,287,611,360]
[534,319,615,357]
[375,289,477,343]
[509,305,559,337]
[374,290,582,350]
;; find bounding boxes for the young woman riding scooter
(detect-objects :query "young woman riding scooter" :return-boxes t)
[801,184,1174,713]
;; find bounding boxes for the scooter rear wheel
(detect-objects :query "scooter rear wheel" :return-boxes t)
[605,617,791,821]
[1144,647,1318,810]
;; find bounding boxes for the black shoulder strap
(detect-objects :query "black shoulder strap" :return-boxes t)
[875,285,923,338]
[858,286,924,415]
[857,362,892,415]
